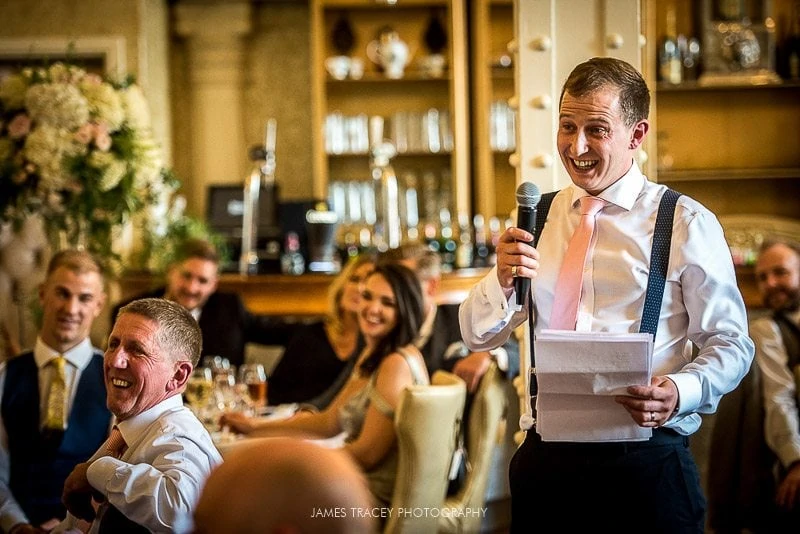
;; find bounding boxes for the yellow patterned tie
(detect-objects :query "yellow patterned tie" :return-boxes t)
[44,356,67,430]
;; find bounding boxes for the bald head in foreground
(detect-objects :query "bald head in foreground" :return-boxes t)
[193,438,377,534]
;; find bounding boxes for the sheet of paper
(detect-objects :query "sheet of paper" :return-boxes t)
[535,330,654,442]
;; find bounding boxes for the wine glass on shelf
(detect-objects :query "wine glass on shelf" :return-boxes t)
[238,363,268,412]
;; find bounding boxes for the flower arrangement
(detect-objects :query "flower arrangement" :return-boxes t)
[0,62,176,270]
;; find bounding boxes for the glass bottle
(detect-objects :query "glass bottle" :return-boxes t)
[280,231,305,276]
[788,2,800,80]
[455,212,473,270]
[438,208,457,272]
[659,5,682,85]
[472,214,490,268]
[487,216,502,267]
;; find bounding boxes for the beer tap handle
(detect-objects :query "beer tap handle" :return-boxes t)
[263,118,277,181]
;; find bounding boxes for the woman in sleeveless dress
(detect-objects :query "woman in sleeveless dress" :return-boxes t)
[221,263,429,505]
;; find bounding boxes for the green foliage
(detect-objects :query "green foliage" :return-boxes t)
[134,214,230,276]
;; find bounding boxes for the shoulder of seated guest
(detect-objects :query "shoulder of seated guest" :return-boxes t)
[374,352,415,393]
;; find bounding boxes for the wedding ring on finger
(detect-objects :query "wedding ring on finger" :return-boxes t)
[511,265,518,277]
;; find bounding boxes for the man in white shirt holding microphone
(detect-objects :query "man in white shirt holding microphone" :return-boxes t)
[459,57,753,533]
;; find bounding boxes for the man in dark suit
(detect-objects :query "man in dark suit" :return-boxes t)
[112,239,275,368]
[0,250,111,533]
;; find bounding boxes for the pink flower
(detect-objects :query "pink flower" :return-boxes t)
[74,123,94,144]
[83,73,103,86]
[94,123,111,152]
[8,114,31,139]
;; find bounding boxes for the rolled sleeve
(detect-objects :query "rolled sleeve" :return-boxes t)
[752,317,800,468]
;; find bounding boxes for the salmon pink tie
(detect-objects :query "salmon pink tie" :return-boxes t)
[550,196,606,330]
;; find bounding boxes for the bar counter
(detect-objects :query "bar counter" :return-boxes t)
[119,268,492,318]
[119,266,762,318]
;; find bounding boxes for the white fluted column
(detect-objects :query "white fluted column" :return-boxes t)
[174,2,252,217]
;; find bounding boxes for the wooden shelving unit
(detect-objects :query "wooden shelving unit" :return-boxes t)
[310,0,470,218]
[653,0,800,220]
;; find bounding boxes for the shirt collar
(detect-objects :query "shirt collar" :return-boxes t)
[567,159,645,212]
[34,336,95,370]
[115,394,184,444]
[414,304,438,349]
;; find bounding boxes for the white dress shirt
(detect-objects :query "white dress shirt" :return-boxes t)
[459,162,754,436]
[752,310,800,468]
[57,394,222,533]
[0,337,97,531]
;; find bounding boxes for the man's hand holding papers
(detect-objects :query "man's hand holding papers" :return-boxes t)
[615,374,679,429]
[534,330,654,442]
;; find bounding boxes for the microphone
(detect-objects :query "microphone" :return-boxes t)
[515,182,542,306]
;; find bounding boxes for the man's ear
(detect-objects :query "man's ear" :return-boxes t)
[170,361,193,391]
[425,277,440,300]
[629,119,649,150]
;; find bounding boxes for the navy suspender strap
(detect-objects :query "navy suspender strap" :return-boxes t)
[525,188,682,399]
[639,188,682,338]
[533,191,557,248]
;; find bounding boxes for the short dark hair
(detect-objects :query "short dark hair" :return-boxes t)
[358,263,425,375]
[175,238,219,266]
[560,57,650,127]
[118,298,203,366]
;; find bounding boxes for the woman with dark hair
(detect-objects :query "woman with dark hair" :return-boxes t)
[221,263,429,505]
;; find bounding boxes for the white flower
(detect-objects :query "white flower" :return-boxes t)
[120,85,151,130]
[48,63,72,83]
[99,159,126,192]
[89,151,126,191]
[1,61,177,274]
[131,130,163,190]
[22,124,78,189]
[25,83,90,131]
[80,80,125,131]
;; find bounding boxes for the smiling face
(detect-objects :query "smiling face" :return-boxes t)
[165,257,219,312]
[756,243,800,312]
[341,261,374,315]
[39,266,106,353]
[557,87,648,195]
[357,273,398,346]
[104,312,191,421]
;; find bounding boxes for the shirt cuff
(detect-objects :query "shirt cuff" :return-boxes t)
[665,372,701,418]
[489,347,508,372]
[86,456,124,495]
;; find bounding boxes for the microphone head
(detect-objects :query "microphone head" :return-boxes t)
[516,181,542,208]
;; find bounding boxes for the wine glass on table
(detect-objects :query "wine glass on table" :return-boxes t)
[238,363,268,412]
[185,367,213,414]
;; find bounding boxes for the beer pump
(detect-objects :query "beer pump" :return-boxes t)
[239,119,281,275]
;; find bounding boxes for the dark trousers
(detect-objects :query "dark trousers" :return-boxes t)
[509,428,705,534]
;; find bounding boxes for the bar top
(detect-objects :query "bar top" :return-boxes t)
[118,266,762,318]
[119,268,492,318]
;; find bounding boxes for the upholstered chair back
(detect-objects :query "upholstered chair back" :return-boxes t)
[384,371,466,534]
[439,362,507,534]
